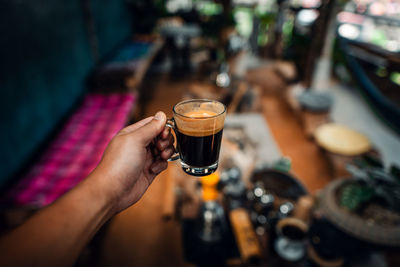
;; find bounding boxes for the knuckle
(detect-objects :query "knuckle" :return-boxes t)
[157,140,165,150]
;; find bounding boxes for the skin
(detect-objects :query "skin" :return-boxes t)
[0,111,174,267]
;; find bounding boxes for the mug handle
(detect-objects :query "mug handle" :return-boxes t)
[166,118,180,161]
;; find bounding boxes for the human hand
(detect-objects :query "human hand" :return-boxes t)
[92,111,174,213]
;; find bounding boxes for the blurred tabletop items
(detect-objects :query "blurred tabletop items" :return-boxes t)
[161,111,400,266]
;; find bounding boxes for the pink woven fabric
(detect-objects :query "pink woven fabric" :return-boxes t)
[3,93,135,207]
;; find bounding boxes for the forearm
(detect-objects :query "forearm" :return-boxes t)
[0,172,115,266]
[0,113,171,266]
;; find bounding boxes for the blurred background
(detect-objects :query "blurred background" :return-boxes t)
[1,0,400,266]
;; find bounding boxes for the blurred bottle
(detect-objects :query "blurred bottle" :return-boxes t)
[197,172,227,243]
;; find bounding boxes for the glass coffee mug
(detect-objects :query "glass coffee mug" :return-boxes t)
[166,99,226,176]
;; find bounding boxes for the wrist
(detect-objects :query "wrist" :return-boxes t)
[82,169,119,220]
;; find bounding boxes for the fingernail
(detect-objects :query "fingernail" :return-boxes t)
[154,111,164,121]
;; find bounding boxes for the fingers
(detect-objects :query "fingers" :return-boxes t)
[134,112,167,145]
[150,160,168,174]
[156,133,174,150]
[118,116,154,135]
[154,129,174,160]
[160,127,171,140]
[151,141,174,160]
[160,146,175,160]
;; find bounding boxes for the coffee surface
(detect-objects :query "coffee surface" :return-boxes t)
[175,109,224,137]
[184,110,218,118]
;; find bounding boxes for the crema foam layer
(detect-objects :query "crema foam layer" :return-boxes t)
[184,110,217,118]
[175,109,225,137]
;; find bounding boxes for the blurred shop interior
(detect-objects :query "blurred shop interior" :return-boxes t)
[1,0,400,266]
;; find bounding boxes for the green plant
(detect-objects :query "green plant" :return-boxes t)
[340,158,400,213]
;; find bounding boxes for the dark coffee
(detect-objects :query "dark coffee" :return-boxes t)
[176,129,223,167]
[173,108,225,176]
[281,225,306,241]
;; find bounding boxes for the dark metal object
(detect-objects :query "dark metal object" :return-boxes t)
[220,167,241,186]
[278,202,294,217]
[182,167,241,266]
[222,167,247,211]
[182,218,237,267]
[197,201,227,243]
[250,183,275,223]
[251,169,308,201]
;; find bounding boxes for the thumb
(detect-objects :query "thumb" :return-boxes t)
[135,111,167,145]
